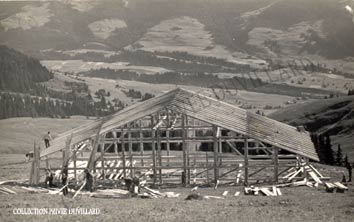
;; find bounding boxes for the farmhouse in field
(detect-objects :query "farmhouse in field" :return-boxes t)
[31,88,320,186]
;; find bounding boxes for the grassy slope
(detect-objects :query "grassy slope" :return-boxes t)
[0,117,93,154]
[269,95,354,161]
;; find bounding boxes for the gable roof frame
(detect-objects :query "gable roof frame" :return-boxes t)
[40,88,319,161]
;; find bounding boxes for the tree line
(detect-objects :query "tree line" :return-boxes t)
[0,45,53,93]
[0,92,119,120]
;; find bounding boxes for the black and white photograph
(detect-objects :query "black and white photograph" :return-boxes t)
[0,0,353,221]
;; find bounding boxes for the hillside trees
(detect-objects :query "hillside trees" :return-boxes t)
[0,45,53,93]
[311,133,334,165]
[0,92,118,120]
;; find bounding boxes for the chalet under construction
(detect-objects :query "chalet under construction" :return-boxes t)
[30,88,321,187]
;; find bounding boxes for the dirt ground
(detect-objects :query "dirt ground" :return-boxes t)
[0,154,353,222]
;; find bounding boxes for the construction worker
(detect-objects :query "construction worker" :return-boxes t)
[44,168,54,188]
[84,168,94,192]
[43,132,52,148]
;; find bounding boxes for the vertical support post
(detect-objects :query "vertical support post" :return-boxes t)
[45,156,49,169]
[35,143,40,184]
[87,121,103,171]
[139,119,144,166]
[304,157,309,180]
[73,150,77,181]
[128,122,133,178]
[244,137,249,185]
[151,116,157,185]
[30,141,40,185]
[218,127,222,167]
[166,110,170,166]
[157,128,162,184]
[156,111,162,184]
[185,115,190,184]
[213,125,219,183]
[273,147,279,184]
[206,152,209,184]
[181,114,187,186]
[101,142,105,179]
[113,129,118,153]
[121,128,126,178]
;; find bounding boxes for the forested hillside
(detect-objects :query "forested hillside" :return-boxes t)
[0,45,53,93]
[0,46,120,119]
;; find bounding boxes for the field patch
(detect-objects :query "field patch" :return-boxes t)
[129,16,266,68]
[0,117,92,154]
[89,19,127,39]
[0,3,53,31]
[41,60,170,74]
[247,20,325,55]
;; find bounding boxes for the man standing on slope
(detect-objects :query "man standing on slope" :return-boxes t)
[43,131,52,148]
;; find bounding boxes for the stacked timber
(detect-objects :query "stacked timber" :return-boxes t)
[0,186,17,195]
[282,163,326,184]
[244,186,282,196]
[324,182,348,193]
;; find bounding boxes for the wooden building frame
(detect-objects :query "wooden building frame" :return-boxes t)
[37,88,319,186]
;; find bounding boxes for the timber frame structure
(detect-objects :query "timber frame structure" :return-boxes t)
[33,88,319,186]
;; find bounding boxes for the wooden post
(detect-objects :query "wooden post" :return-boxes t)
[151,116,157,185]
[62,134,72,169]
[113,129,118,153]
[304,157,309,180]
[87,121,104,171]
[101,141,105,179]
[139,119,144,166]
[206,152,209,183]
[166,130,170,166]
[157,128,162,184]
[244,137,249,185]
[273,147,279,184]
[185,115,190,184]
[73,150,77,181]
[128,122,133,178]
[45,155,49,169]
[166,111,170,166]
[181,115,187,185]
[121,128,126,178]
[218,127,222,166]
[30,141,40,185]
[213,125,219,183]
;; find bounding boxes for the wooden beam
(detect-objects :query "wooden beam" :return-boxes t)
[101,135,105,179]
[225,140,244,158]
[206,152,209,183]
[244,137,249,185]
[73,150,77,181]
[139,119,144,166]
[157,127,162,184]
[128,122,133,178]
[186,115,190,184]
[87,121,104,170]
[273,147,279,184]
[113,130,118,153]
[121,128,126,178]
[151,115,157,185]
[213,125,219,182]
[156,112,162,184]
[166,110,170,166]
[181,114,187,186]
